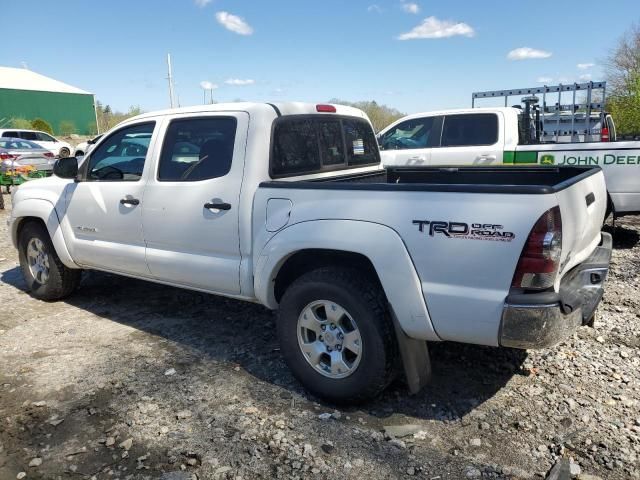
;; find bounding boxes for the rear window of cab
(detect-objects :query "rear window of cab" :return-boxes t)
[270,115,380,178]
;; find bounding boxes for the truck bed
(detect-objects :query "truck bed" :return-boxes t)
[262,166,601,195]
[256,164,607,346]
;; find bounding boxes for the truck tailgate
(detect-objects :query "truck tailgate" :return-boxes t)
[554,169,607,284]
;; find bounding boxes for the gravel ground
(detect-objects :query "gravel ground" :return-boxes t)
[0,194,638,480]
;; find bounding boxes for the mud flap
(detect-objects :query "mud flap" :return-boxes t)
[391,312,432,394]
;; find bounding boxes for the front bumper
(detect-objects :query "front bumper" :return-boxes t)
[499,232,612,349]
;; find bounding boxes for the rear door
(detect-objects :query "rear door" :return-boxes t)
[33,132,59,153]
[378,116,441,166]
[431,113,502,166]
[141,112,248,295]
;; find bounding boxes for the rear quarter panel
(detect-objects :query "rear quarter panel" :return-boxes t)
[254,186,557,346]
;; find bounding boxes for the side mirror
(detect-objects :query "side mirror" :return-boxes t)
[53,156,79,179]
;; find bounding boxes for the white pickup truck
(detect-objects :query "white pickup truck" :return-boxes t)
[378,107,640,216]
[9,102,612,403]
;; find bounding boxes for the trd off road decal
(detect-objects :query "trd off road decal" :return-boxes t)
[412,220,515,242]
[536,150,640,166]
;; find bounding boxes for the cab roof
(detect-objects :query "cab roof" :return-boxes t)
[128,102,369,122]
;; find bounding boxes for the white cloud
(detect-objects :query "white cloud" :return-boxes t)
[367,4,383,13]
[215,11,253,35]
[199,81,218,90]
[401,2,420,14]
[397,16,475,40]
[537,76,553,83]
[577,63,595,70]
[507,47,552,60]
[579,73,593,81]
[224,78,255,86]
[194,0,212,7]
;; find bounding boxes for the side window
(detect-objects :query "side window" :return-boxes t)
[86,122,155,181]
[36,132,55,142]
[343,119,379,166]
[2,131,18,138]
[441,113,498,147]
[20,131,38,141]
[158,117,237,182]
[379,117,440,150]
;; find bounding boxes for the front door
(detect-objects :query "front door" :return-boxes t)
[61,121,157,276]
[141,112,248,295]
[378,116,441,167]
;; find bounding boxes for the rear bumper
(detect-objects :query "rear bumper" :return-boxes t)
[499,232,612,349]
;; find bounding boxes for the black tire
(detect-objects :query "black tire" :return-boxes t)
[59,147,70,158]
[277,267,398,404]
[18,221,81,300]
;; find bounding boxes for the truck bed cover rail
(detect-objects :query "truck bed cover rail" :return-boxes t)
[260,166,602,195]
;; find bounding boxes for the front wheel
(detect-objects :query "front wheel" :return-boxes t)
[277,267,398,404]
[18,222,81,300]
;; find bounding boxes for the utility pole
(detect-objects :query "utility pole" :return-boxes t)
[167,53,176,108]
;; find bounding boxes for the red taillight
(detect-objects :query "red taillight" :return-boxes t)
[601,126,610,142]
[316,104,336,113]
[0,153,16,160]
[512,206,562,290]
[44,152,54,158]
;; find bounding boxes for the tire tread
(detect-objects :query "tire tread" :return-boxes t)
[19,221,80,300]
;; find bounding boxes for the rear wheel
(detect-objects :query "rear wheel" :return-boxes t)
[59,147,70,158]
[277,267,398,404]
[18,222,81,300]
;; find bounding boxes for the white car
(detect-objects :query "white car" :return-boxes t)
[73,134,103,157]
[9,102,612,403]
[0,129,72,157]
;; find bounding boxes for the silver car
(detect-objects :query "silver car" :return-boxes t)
[0,137,56,173]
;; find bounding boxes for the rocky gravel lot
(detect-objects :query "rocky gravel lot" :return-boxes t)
[0,195,638,480]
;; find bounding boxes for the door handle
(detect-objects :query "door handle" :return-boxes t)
[476,155,497,161]
[204,202,231,211]
[120,197,140,206]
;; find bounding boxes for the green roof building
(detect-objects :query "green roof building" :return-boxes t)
[0,66,97,135]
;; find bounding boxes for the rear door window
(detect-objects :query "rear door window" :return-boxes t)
[271,116,379,177]
[2,131,18,138]
[20,131,38,141]
[441,113,498,147]
[158,117,237,181]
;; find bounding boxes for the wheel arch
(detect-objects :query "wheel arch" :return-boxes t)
[11,199,78,268]
[254,219,440,341]
[274,249,381,304]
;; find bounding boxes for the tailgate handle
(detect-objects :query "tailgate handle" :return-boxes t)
[585,192,595,207]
